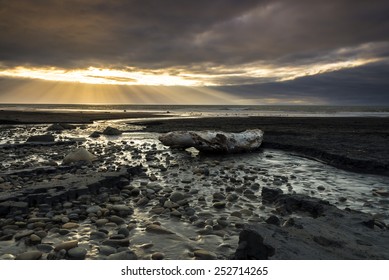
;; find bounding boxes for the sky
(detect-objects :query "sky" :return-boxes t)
[0,0,389,105]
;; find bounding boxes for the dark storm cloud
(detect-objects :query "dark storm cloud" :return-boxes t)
[0,0,263,68]
[1,0,389,69]
[217,61,389,105]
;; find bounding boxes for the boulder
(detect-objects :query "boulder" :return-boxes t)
[89,131,101,138]
[103,126,122,136]
[47,123,76,131]
[63,147,97,164]
[159,129,263,153]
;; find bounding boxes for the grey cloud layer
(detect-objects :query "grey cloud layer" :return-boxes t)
[1,0,389,69]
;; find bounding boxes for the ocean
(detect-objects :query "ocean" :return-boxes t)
[1,104,389,117]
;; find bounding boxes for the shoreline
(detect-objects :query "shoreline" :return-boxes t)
[136,116,389,177]
[1,110,388,176]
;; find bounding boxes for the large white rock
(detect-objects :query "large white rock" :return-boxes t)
[159,129,263,153]
[63,147,97,164]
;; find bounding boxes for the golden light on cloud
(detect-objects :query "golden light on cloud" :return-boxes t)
[0,57,380,87]
[0,66,204,86]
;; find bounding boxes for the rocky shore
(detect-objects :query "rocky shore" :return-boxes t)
[1,112,389,260]
[137,116,389,176]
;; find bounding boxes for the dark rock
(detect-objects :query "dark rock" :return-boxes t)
[274,194,328,218]
[103,126,122,136]
[213,201,226,209]
[102,238,130,248]
[89,131,101,138]
[107,250,137,260]
[266,215,281,226]
[14,230,34,240]
[68,247,87,260]
[261,187,283,203]
[54,240,78,251]
[151,252,165,260]
[234,226,275,260]
[170,191,186,203]
[36,244,54,253]
[26,134,55,142]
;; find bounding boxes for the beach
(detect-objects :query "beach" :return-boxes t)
[1,109,389,260]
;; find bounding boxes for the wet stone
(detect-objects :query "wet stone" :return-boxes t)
[170,192,186,203]
[213,202,226,209]
[146,224,175,235]
[14,230,34,240]
[36,244,54,253]
[193,249,217,260]
[0,254,15,260]
[151,252,165,260]
[102,238,130,248]
[99,245,117,256]
[107,250,137,260]
[54,240,78,252]
[68,247,87,260]
[109,216,125,225]
[95,218,109,227]
[86,205,102,214]
[15,251,42,260]
[266,215,281,226]
[29,234,42,245]
[62,222,79,229]
[90,231,108,240]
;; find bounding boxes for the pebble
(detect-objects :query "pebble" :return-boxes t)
[90,231,108,240]
[107,250,137,260]
[68,247,87,260]
[226,194,239,201]
[95,218,109,227]
[102,238,130,248]
[170,210,182,218]
[0,254,15,260]
[62,222,79,229]
[150,207,165,215]
[164,200,178,209]
[213,202,226,209]
[30,234,42,244]
[136,197,150,207]
[36,244,54,253]
[14,230,34,240]
[15,251,42,260]
[86,205,102,214]
[111,205,133,216]
[99,245,117,256]
[170,191,185,202]
[146,224,175,235]
[118,227,130,237]
[109,215,125,225]
[193,249,217,260]
[54,240,78,251]
[151,252,165,260]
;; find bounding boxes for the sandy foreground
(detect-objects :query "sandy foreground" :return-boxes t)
[0,110,388,260]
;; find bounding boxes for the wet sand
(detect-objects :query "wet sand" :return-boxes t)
[0,110,169,124]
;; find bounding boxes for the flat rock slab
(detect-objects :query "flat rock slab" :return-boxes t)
[235,191,389,259]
